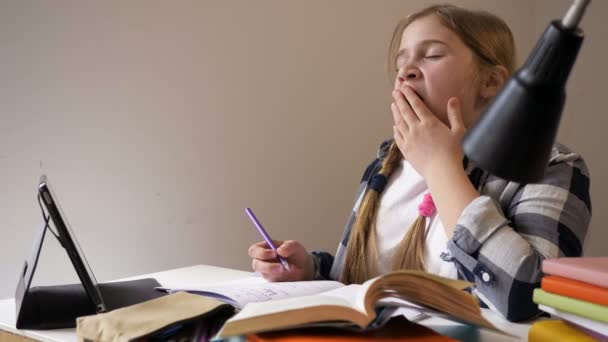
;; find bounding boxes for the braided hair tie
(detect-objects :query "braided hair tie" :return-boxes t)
[368,174,387,193]
[417,193,436,217]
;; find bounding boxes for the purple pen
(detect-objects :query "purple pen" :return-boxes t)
[245,208,291,272]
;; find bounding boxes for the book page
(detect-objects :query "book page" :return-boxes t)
[346,276,425,322]
[158,277,344,309]
[234,293,357,321]
[218,293,370,338]
[315,284,363,310]
[158,274,269,292]
[229,282,377,324]
[306,277,424,316]
[380,297,425,321]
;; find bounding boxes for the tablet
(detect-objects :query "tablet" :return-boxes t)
[38,175,107,313]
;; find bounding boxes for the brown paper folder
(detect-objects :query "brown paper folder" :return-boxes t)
[76,292,234,342]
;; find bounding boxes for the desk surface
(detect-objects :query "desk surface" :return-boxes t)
[0,264,532,342]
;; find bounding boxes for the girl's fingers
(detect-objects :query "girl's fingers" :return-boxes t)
[391,102,408,134]
[248,245,277,260]
[252,258,284,274]
[447,97,465,135]
[393,125,405,151]
[392,89,419,126]
[251,240,284,250]
[260,271,287,282]
[402,86,433,121]
[276,240,303,258]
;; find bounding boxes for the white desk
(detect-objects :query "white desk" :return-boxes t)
[0,264,532,341]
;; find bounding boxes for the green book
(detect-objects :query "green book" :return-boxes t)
[533,289,608,323]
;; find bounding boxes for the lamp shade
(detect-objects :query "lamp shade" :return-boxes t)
[463,18,585,184]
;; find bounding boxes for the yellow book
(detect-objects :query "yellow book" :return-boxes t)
[215,270,503,338]
[529,320,597,342]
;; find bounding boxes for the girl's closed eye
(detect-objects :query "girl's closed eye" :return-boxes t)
[424,49,446,59]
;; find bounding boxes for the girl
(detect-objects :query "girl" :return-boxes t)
[248,4,591,322]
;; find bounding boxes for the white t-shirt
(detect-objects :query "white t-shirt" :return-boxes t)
[375,159,458,279]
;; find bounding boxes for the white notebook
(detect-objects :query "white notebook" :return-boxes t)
[157,276,344,309]
[539,304,608,335]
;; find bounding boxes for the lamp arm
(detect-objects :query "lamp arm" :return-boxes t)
[562,0,591,30]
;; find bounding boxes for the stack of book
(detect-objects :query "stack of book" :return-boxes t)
[530,257,608,341]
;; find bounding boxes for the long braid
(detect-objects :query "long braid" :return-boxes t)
[341,142,402,284]
[392,194,434,271]
[342,141,438,283]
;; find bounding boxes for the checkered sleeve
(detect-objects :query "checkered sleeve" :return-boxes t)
[310,251,335,280]
[447,151,591,322]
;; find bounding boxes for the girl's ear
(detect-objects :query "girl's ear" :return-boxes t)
[480,65,509,99]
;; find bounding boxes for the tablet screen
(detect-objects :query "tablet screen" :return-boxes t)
[38,175,105,311]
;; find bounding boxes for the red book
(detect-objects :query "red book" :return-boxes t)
[542,257,608,288]
[542,275,608,306]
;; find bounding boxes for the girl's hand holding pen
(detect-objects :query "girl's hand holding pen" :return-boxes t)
[248,239,315,282]
[245,208,314,282]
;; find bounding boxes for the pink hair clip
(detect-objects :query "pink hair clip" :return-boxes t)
[418,193,436,217]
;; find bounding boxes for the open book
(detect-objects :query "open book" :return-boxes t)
[157,276,345,309]
[160,270,500,338]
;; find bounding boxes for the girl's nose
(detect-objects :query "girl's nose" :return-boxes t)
[397,66,421,83]
[405,67,421,80]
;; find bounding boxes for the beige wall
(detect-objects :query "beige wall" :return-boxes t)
[1,0,597,299]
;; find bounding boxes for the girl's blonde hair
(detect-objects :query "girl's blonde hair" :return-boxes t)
[341,4,516,285]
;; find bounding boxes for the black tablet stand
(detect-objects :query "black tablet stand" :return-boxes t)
[15,196,165,330]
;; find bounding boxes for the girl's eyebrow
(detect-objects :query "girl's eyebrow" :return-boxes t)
[396,39,448,58]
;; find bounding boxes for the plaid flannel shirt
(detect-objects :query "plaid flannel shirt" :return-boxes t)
[311,139,591,322]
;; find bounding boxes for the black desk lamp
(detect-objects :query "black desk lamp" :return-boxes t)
[463,0,591,183]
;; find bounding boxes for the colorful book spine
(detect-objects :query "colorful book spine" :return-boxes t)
[542,275,608,306]
[533,289,608,323]
[529,320,598,342]
[542,257,608,288]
